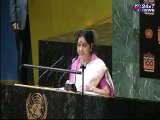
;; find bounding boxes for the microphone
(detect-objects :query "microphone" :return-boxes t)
[38,56,64,85]
[46,56,65,82]
[57,56,78,88]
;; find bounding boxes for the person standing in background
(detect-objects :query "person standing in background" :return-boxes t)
[9,0,33,85]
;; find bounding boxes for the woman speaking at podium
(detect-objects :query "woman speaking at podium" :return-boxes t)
[65,30,115,97]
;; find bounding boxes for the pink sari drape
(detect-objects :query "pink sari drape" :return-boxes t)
[69,54,115,97]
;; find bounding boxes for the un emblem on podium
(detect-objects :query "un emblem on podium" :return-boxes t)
[26,93,48,119]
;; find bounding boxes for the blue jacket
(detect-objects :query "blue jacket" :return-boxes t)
[9,0,28,30]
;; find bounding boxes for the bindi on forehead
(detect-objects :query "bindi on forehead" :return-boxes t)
[78,37,87,44]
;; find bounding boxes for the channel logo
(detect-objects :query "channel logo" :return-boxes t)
[143,53,155,72]
[133,3,155,15]
[133,4,141,12]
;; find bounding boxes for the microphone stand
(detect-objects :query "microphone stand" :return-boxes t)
[57,57,78,89]
[58,71,68,89]
[38,56,64,86]
[80,64,86,95]
[21,64,82,85]
[80,64,86,119]
[22,64,81,74]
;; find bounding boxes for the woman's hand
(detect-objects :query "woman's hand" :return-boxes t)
[84,83,111,97]
[84,84,93,92]
[66,80,73,84]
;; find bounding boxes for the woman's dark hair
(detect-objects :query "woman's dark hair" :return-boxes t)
[73,29,97,55]
[76,30,95,45]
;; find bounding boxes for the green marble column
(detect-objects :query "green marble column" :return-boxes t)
[112,0,160,101]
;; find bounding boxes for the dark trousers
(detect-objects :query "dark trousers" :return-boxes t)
[16,16,33,84]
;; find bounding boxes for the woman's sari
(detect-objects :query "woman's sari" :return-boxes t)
[69,54,115,97]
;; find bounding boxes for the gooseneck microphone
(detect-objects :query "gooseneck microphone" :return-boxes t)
[38,56,64,85]
[57,56,78,89]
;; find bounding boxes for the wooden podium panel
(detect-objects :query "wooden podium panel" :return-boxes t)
[1,84,160,119]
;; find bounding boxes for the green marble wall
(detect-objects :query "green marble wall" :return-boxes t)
[112,0,160,101]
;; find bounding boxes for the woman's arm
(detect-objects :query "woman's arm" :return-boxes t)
[85,73,113,97]
[84,84,111,97]
[92,85,111,97]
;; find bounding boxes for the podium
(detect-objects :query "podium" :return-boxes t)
[1,84,160,119]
